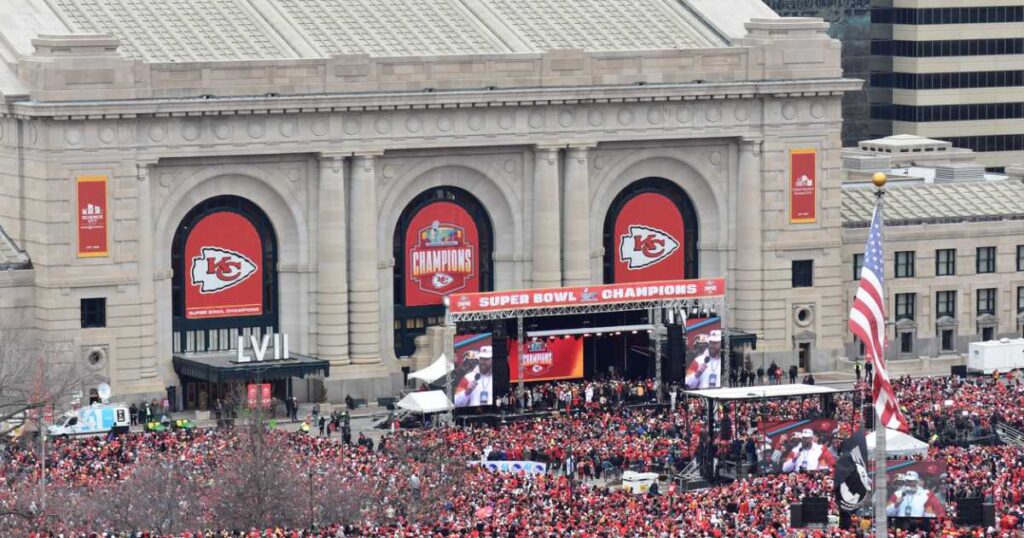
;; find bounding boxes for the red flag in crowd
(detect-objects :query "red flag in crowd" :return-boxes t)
[848,202,909,433]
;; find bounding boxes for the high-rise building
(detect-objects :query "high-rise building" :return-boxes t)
[869,1,1024,171]
[762,0,874,147]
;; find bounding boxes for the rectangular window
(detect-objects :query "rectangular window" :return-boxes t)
[977,288,996,315]
[900,332,914,354]
[1018,286,1024,313]
[894,251,915,278]
[792,260,813,288]
[977,247,996,273]
[853,254,864,280]
[1018,245,1024,271]
[936,249,956,276]
[80,298,106,329]
[936,291,956,318]
[895,293,916,321]
[940,329,955,352]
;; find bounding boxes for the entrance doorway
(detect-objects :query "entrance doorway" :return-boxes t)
[798,342,811,371]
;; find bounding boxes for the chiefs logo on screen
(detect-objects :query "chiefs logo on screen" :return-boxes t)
[190,246,258,294]
[409,220,475,297]
[523,340,555,375]
[618,225,680,270]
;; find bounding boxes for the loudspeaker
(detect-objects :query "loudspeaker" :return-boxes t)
[664,324,685,383]
[956,497,982,526]
[491,326,510,399]
[951,365,967,378]
[983,503,995,528]
[789,503,804,528]
[863,403,875,430]
[803,497,829,525]
[720,416,732,440]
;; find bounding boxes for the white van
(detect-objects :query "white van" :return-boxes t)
[47,404,130,437]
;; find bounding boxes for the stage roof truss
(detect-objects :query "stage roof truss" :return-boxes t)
[448,297,725,323]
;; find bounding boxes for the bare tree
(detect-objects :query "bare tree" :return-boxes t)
[379,431,472,524]
[0,328,86,438]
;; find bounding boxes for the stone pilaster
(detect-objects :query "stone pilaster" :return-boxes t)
[562,144,592,286]
[532,145,562,287]
[136,161,158,380]
[347,153,382,365]
[733,138,764,334]
[317,153,350,368]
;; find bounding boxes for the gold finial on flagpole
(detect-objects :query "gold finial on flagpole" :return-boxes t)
[872,172,887,188]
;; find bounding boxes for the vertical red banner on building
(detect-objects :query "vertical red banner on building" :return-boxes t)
[77,175,108,257]
[184,211,264,319]
[790,149,817,224]
[614,192,686,283]
[508,337,584,382]
[247,383,272,408]
[404,201,479,306]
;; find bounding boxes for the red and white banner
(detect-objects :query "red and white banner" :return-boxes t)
[246,383,272,408]
[450,278,725,314]
[77,175,108,257]
[614,192,685,283]
[405,201,479,306]
[184,211,263,319]
[790,149,817,224]
[508,336,584,382]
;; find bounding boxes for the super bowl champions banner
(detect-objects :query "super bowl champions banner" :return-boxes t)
[508,336,584,383]
[614,192,686,283]
[405,201,479,306]
[790,149,817,224]
[184,211,264,319]
[76,175,108,257]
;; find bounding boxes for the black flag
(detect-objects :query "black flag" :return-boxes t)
[835,429,872,514]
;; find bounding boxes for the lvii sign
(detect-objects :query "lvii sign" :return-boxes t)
[236,332,291,363]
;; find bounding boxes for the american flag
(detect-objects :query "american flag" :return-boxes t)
[848,203,910,432]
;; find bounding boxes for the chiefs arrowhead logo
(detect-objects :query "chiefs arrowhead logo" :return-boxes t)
[190,246,258,294]
[619,225,680,270]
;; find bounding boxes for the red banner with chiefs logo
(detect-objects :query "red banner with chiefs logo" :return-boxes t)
[184,211,263,319]
[614,192,685,283]
[246,383,272,408]
[508,337,584,382]
[451,278,725,314]
[790,149,817,224]
[405,201,479,306]
[77,176,108,257]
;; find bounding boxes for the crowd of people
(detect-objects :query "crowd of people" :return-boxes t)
[6,372,1024,536]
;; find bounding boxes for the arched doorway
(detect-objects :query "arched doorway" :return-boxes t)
[171,195,279,408]
[603,177,699,284]
[392,187,494,357]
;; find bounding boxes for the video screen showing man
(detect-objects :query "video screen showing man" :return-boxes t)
[454,345,493,407]
[887,470,946,518]
[685,329,722,389]
[781,428,836,473]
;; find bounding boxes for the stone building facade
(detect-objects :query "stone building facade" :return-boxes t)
[0,0,859,404]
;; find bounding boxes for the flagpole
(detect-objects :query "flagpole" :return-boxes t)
[871,171,888,538]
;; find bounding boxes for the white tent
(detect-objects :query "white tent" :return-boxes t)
[866,428,929,457]
[408,354,453,384]
[396,390,454,414]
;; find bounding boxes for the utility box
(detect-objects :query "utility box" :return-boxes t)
[968,338,1024,374]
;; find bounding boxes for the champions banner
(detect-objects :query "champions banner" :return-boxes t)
[184,211,264,319]
[246,383,272,408]
[614,192,685,283]
[470,460,547,475]
[77,175,108,257]
[405,201,479,306]
[450,278,725,314]
[508,336,584,383]
[790,149,817,224]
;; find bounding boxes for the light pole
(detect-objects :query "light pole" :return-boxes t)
[871,171,888,538]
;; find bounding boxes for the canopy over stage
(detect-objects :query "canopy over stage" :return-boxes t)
[685,383,847,401]
[172,352,330,384]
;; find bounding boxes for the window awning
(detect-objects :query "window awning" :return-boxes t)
[172,351,330,384]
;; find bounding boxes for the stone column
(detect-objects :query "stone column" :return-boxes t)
[562,144,592,286]
[348,153,382,365]
[136,162,158,380]
[532,145,562,287]
[317,153,350,368]
[733,138,764,333]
